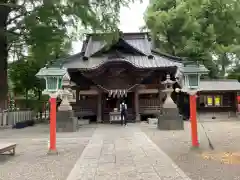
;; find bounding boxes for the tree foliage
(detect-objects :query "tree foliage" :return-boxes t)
[0,0,141,109]
[8,58,44,98]
[227,57,240,81]
[145,0,240,78]
[6,0,142,61]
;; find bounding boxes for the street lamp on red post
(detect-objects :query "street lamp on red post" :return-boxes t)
[36,66,68,154]
[178,62,209,148]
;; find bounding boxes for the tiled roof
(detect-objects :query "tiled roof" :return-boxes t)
[36,67,67,77]
[51,33,212,74]
[199,80,240,91]
[181,64,209,74]
[83,32,151,57]
[84,37,106,57]
[50,52,84,67]
[125,38,151,55]
[62,53,182,70]
[51,32,185,70]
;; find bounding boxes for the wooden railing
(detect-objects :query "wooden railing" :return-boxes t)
[71,97,98,117]
[139,98,160,106]
[71,105,96,117]
[139,98,161,114]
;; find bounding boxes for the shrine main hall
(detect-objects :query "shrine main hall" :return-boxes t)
[53,32,240,122]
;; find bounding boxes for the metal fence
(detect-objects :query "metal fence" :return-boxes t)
[0,110,34,128]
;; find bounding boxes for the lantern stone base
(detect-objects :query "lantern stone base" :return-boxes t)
[157,108,184,130]
[47,149,58,155]
[190,145,200,151]
[56,110,78,132]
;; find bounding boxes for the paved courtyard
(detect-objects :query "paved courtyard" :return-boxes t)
[141,120,240,180]
[0,124,96,180]
[0,123,191,180]
[66,124,191,180]
[1,121,240,180]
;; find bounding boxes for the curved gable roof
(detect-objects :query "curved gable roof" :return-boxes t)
[51,32,189,71]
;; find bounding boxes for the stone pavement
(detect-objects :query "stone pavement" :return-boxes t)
[67,124,191,180]
[141,121,240,180]
[0,124,96,180]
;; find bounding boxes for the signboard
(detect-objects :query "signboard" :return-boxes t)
[207,96,213,106]
[214,96,220,106]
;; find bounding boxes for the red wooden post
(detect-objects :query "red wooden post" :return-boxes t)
[237,96,240,112]
[49,97,57,153]
[190,94,199,147]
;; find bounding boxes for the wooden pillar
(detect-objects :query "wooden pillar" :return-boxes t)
[97,93,102,123]
[135,90,140,121]
[76,89,80,104]
[158,88,163,114]
[158,76,165,114]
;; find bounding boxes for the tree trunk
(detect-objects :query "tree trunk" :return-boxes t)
[25,89,29,108]
[220,53,228,78]
[38,90,43,120]
[0,2,10,111]
[38,90,42,101]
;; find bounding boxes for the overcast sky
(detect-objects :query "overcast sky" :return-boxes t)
[72,0,149,53]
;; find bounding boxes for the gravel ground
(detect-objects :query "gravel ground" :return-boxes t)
[0,124,96,180]
[141,121,240,180]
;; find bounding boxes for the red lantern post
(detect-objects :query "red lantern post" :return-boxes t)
[49,96,57,154]
[189,93,199,147]
[237,95,240,113]
[36,66,68,155]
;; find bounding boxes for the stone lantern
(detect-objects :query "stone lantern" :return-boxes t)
[56,73,78,133]
[58,73,73,111]
[158,74,183,130]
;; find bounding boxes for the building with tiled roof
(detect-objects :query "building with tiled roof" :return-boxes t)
[53,32,240,122]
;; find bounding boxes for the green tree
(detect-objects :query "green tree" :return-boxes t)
[227,58,240,81]
[228,67,240,82]
[8,58,44,103]
[0,0,141,110]
[8,37,71,102]
[145,0,240,78]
